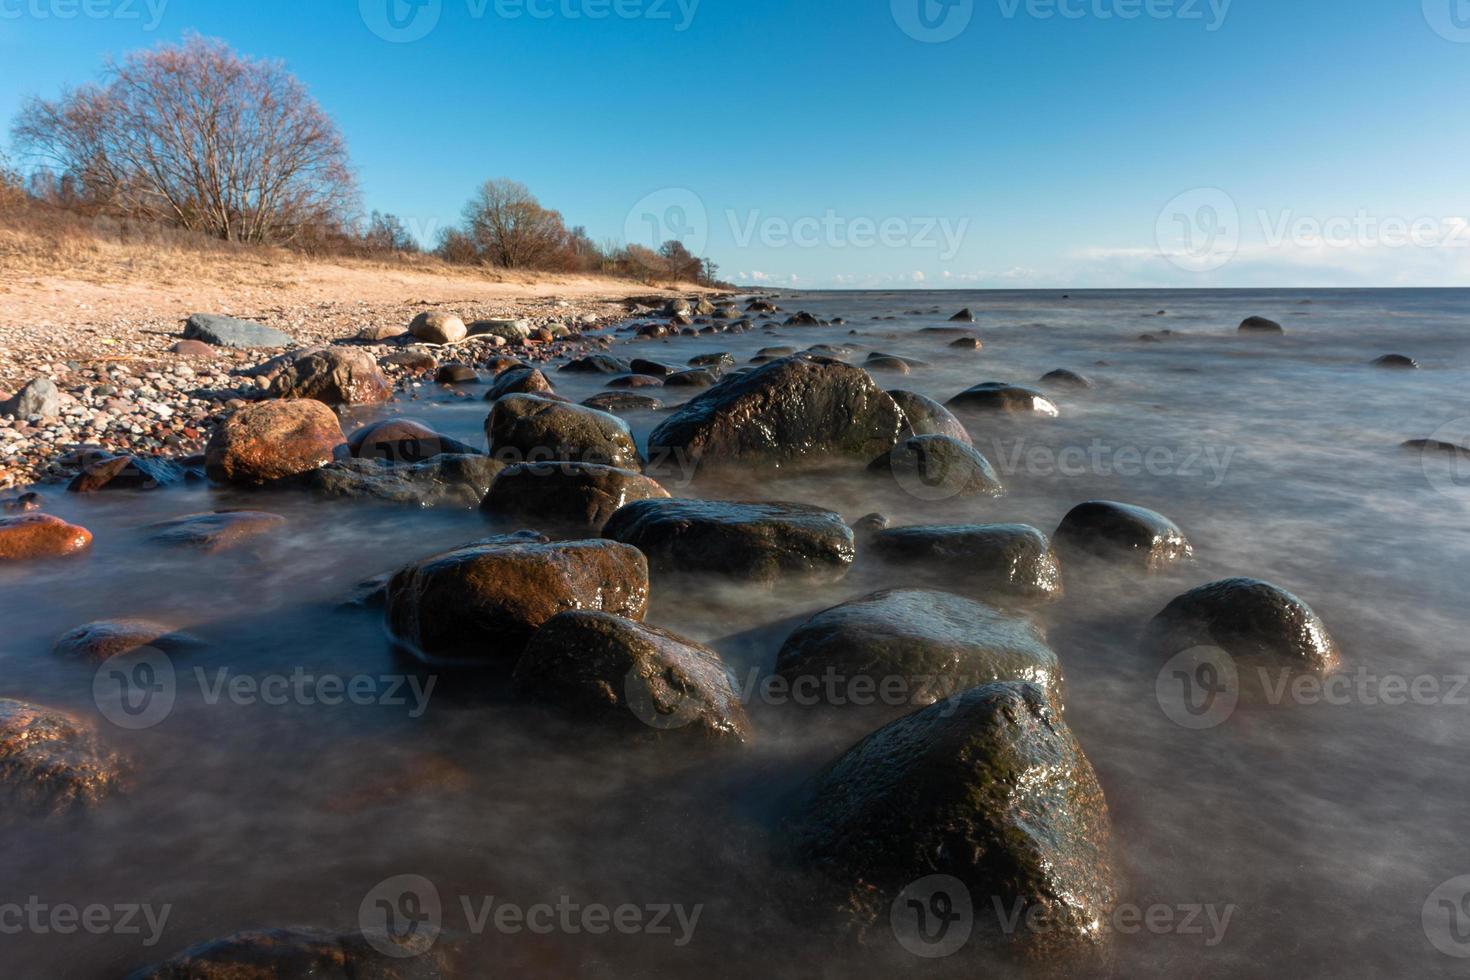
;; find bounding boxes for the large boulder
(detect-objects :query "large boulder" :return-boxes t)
[147,511,286,553]
[54,619,203,661]
[0,698,122,813]
[1239,315,1283,334]
[126,927,451,980]
[266,347,392,405]
[1053,500,1193,571]
[887,389,971,445]
[947,382,1060,416]
[776,589,1061,709]
[512,611,751,740]
[603,498,854,585]
[867,434,1004,498]
[348,419,480,463]
[408,311,467,345]
[647,356,904,476]
[0,377,61,418]
[485,394,642,469]
[1144,577,1339,675]
[0,514,92,560]
[385,538,649,665]
[205,400,348,485]
[787,684,1114,961]
[297,455,505,509]
[183,313,293,349]
[485,366,554,401]
[869,524,1063,601]
[482,462,669,531]
[67,454,184,493]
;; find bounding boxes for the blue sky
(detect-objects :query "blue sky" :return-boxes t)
[3,0,1469,288]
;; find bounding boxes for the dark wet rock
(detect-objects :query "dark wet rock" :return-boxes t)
[635,323,670,339]
[409,311,468,345]
[948,382,1060,416]
[68,454,184,492]
[380,349,438,373]
[486,394,642,469]
[866,352,926,369]
[298,455,505,509]
[386,538,649,665]
[785,681,1115,960]
[949,336,982,349]
[647,356,903,476]
[348,419,480,463]
[485,356,530,375]
[183,313,292,349]
[267,347,392,405]
[1404,438,1470,456]
[1041,368,1092,388]
[887,389,972,445]
[1239,315,1283,334]
[864,355,909,374]
[867,434,1004,498]
[561,354,632,375]
[606,374,664,389]
[482,462,669,531]
[0,699,122,814]
[1,377,61,418]
[54,619,203,661]
[757,346,796,358]
[949,308,977,322]
[513,611,751,740]
[0,491,41,513]
[664,298,693,316]
[435,363,480,384]
[688,352,735,370]
[147,511,286,553]
[1144,577,1339,675]
[785,312,821,326]
[870,524,1063,601]
[484,366,554,401]
[205,400,348,485]
[582,392,664,413]
[629,358,676,377]
[664,368,719,388]
[1054,501,1193,571]
[747,300,779,313]
[603,498,854,585]
[0,514,93,560]
[850,512,889,535]
[1374,354,1419,369]
[125,927,451,980]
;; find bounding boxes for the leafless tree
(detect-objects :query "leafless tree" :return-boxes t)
[461,179,572,269]
[12,34,357,244]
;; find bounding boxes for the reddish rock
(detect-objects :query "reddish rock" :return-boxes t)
[205,400,347,485]
[54,619,203,660]
[0,514,93,560]
[0,698,122,813]
[266,347,392,405]
[348,419,480,463]
[169,340,218,358]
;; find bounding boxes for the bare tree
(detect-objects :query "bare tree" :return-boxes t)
[461,179,571,269]
[361,211,417,253]
[12,34,357,243]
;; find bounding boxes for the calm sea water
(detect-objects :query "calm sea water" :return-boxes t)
[3,288,1470,978]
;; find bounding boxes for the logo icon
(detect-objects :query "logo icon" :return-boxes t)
[1155,188,1240,273]
[360,0,443,43]
[359,874,442,958]
[92,647,177,730]
[1156,646,1238,730]
[1424,0,1470,42]
[623,188,708,257]
[1419,418,1470,496]
[892,0,975,43]
[1424,875,1470,957]
[623,666,704,731]
[888,438,983,502]
[890,875,973,957]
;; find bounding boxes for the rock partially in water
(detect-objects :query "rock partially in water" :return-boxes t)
[870,523,1063,601]
[1041,368,1092,388]
[184,313,293,349]
[147,511,287,553]
[0,514,93,560]
[647,356,903,476]
[484,366,554,401]
[486,394,642,469]
[267,347,392,405]
[409,311,468,345]
[1239,315,1284,334]
[785,682,1115,961]
[887,389,972,445]
[949,336,982,349]
[947,382,1060,416]
[561,354,632,375]
[949,308,977,322]
[867,434,1004,498]
[513,611,751,740]
[1373,354,1419,369]
[1144,577,1339,675]
[605,374,664,389]
[863,355,910,374]
[776,589,1061,708]
[68,454,184,492]
[386,538,649,665]
[688,352,735,370]
[298,455,505,509]
[482,461,669,532]
[1054,500,1193,571]
[630,358,676,377]
[348,419,481,463]
[205,400,348,485]
[381,349,437,373]
[126,927,452,980]
[850,512,889,535]
[0,698,123,814]
[582,392,664,413]
[435,363,480,384]
[603,498,855,585]
[664,368,719,388]
[1404,437,1470,456]
[54,619,203,660]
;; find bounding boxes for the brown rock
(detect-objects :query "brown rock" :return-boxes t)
[169,340,218,358]
[348,419,481,463]
[205,400,347,485]
[357,324,408,342]
[147,511,287,553]
[266,347,392,405]
[0,698,122,813]
[481,461,670,531]
[54,619,203,660]
[381,350,438,373]
[408,311,468,345]
[0,514,93,560]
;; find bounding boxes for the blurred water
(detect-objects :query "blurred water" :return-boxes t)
[3,289,1469,978]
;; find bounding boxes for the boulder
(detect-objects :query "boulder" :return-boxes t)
[298,455,505,509]
[408,311,468,345]
[1041,368,1092,388]
[1144,577,1339,675]
[1053,500,1193,571]
[1373,354,1418,369]
[647,356,904,476]
[468,318,531,343]
[0,699,122,813]
[482,462,669,531]
[266,347,392,405]
[67,455,184,492]
[947,382,1060,416]
[169,339,218,358]
[867,434,1004,498]
[348,419,480,463]
[1239,315,1283,334]
[183,313,293,349]
[776,589,1061,708]
[630,358,676,377]
[54,619,202,661]
[485,366,554,401]
[147,511,287,553]
[125,927,451,980]
[603,498,854,585]
[785,682,1115,961]
[205,400,348,485]
[864,355,909,374]
[582,392,663,413]
[870,524,1063,601]
[381,350,438,373]
[355,324,407,342]
[486,394,642,469]
[561,354,631,375]
[887,389,972,445]
[606,374,664,389]
[435,363,479,384]
[512,611,750,740]
[949,308,977,322]
[1,378,61,418]
[0,514,92,560]
[385,538,649,665]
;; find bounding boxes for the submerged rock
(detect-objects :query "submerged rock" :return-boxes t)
[561,354,632,375]
[147,511,287,553]
[785,682,1115,961]
[863,355,910,374]
[1041,368,1092,388]
[605,373,664,389]
[183,313,292,349]
[205,400,348,485]
[775,589,1061,708]
[603,498,855,585]
[947,382,1060,416]
[582,392,664,413]
[870,524,1063,601]
[867,434,1004,498]
[298,455,504,509]
[386,538,649,665]
[486,395,642,469]
[0,699,122,814]
[1144,577,1339,675]
[0,514,93,560]
[887,389,972,445]
[1054,500,1193,571]
[513,611,751,740]
[409,311,468,345]
[267,347,392,405]
[949,308,977,322]
[348,419,480,463]
[1239,315,1284,334]
[949,336,982,349]
[54,619,203,661]
[482,461,669,531]
[1373,354,1419,369]
[664,368,719,388]
[126,927,451,980]
[68,455,184,492]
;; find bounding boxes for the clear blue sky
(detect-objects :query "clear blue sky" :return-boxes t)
[3,0,1468,287]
